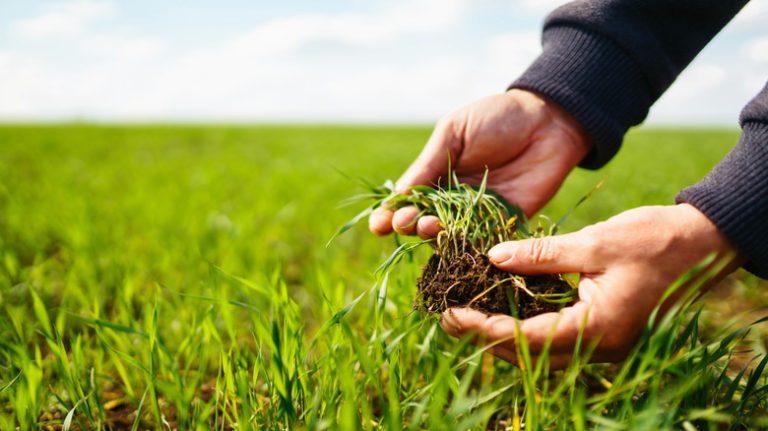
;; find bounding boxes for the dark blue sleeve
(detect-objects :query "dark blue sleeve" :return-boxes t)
[511,0,768,277]
[677,85,768,278]
[511,0,749,168]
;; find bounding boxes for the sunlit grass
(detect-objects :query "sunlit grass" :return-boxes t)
[0,124,766,429]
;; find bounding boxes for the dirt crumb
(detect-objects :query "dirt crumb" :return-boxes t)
[416,251,573,318]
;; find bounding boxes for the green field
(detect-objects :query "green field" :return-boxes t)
[1,125,767,429]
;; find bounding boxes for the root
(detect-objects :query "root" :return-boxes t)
[416,250,574,318]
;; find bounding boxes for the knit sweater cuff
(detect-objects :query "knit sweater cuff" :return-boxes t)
[676,122,768,278]
[510,25,653,169]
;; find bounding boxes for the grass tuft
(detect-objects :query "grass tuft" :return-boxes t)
[0,125,766,429]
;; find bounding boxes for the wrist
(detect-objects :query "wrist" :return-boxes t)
[507,88,593,166]
[672,203,741,260]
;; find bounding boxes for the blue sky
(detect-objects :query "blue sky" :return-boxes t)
[1,0,766,125]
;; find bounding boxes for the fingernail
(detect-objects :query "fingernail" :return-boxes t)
[368,209,386,224]
[488,245,511,263]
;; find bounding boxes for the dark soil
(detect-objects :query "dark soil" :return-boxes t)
[416,251,574,318]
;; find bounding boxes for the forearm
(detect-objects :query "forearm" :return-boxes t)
[677,84,768,278]
[511,0,749,168]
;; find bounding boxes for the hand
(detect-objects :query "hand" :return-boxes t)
[440,204,741,368]
[369,89,591,238]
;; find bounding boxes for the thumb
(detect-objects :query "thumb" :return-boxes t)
[396,119,460,191]
[488,231,597,274]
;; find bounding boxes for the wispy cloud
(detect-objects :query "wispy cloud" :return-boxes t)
[0,0,482,121]
[743,37,768,63]
[12,0,115,38]
[0,0,764,124]
[662,64,726,102]
[733,0,768,27]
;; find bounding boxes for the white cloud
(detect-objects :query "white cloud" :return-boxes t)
[0,0,481,121]
[520,0,570,11]
[0,0,761,124]
[226,0,466,56]
[0,51,59,116]
[484,32,540,73]
[647,60,765,125]
[662,64,726,102]
[119,7,539,121]
[743,37,768,63]
[457,32,541,98]
[733,1,768,27]
[12,0,115,38]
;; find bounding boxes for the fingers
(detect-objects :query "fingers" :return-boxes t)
[441,308,517,342]
[392,206,419,235]
[487,345,574,370]
[394,209,443,237]
[369,119,458,238]
[514,306,587,353]
[441,305,588,358]
[369,208,394,236]
[487,230,599,274]
[417,216,441,239]
[368,207,443,238]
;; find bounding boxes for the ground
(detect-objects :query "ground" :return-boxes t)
[0,125,766,429]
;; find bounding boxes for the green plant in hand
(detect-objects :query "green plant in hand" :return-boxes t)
[332,171,576,318]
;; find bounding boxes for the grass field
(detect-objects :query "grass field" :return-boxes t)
[1,125,767,429]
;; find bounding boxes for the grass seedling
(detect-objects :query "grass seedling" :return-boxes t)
[332,170,576,317]
[3,125,767,429]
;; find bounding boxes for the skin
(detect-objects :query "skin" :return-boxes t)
[368,89,742,367]
[368,89,591,238]
[441,204,740,368]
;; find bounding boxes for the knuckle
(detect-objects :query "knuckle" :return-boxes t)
[480,315,513,341]
[436,116,456,133]
[527,237,556,265]
[441,312,464,336]
[578,226,603,259]
[581,235,600,258]
[447,320,464,337]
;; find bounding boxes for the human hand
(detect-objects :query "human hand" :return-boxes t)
[440,204,741,368]
[369,89,591,238]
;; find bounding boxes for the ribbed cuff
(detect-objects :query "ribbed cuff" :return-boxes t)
[510,25,653,169]
[676,122,768,278]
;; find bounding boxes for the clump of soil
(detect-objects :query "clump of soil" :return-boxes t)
[417,251,573,318]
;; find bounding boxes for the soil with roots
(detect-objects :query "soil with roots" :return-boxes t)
[416,251,573,318]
